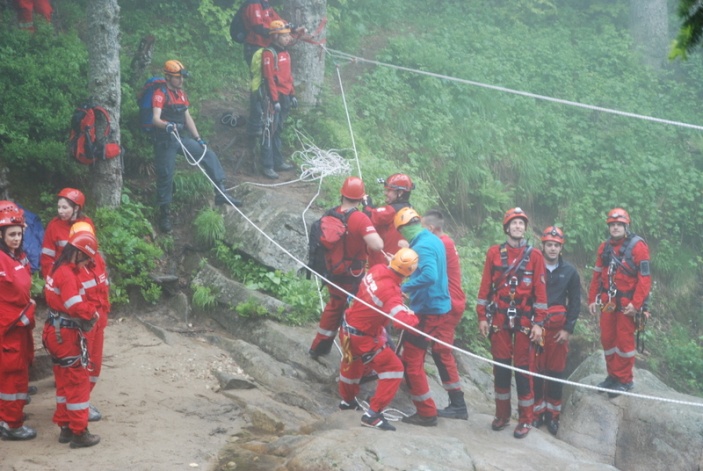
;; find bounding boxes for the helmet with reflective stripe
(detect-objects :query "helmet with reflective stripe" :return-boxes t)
[68,231,98,259]
[390,247,419,277]
[394,207,421,229]
[340,176,365,200]
[57,188,85,209]
[606,208,630,225]
[163,60,188,77]
[0,200,24,228]
[382,173,415,192]
[541,225,564,244]
[69,221,95,237]
[503,207,528,230]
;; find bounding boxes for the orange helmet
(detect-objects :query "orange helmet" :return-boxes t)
[0,201,24,228]
[57,188,85,209]
[163,60,189,77]
[394,207,421,229]
[269,20,291,35]
[541,226,564,244]
[69,221,95,237]
[340,176,365,200]
[503,207,528,230]
[68,231,98,259]
[382,173,415,192]
[390,247,419,277]
[606,208,630,225]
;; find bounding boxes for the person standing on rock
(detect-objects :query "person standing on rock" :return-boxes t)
[420,209,469,420]
[588,208,651,398]
[532,226,580,435]
[338,248,420,431]
[476,207,546,439]
[309,177,384,359]
[0,201,37,441]
[151,59,242,233]
[43,231,102,448]
[393,207,451,427]
[363,173,414,268]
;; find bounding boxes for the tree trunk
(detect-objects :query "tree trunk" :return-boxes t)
[630,0,669,71]
[283,0,326,107]
[87,0,122,208]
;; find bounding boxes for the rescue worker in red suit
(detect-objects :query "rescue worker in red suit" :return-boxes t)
[338,248,420,431]
[476,207,546,439]
[393,208,451,427]
[43,231,101,448]
[532,226,580,436]
[14,0,52,32]
[363,173,414,268]
[309,177,384,358]
[69,222,110,423]
[257,21,297,180]
[420,209,468,420]
[0,201,37,441]
[588,208,651,397]
[40,188,96,279]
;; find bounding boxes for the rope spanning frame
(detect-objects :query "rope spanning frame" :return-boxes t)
[324,47,703,132]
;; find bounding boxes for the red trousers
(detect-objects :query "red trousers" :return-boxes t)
[400,314,445,417]
[490,313,535,424]
[338,330,404,413]
[86,314,107,391]
[533,315,568,420]
[0,328,33,428]
[15,0,52,30]
[310,282,357,356]
[429,308,463,391]
[600,309,636,383]
[42,325,91,434]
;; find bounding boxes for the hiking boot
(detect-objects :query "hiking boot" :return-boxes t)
[532,412,545,428]
[262,168,279,179]
[339,399,362,411]
[159,205,172,233]
[215,186,242,206]
[70,429,100,448]
[597,375,617,393]
[58,426,73,444]
[491,417,510,431]
[401,413,437,427]
[547,417,559,436]
[437,390,469,420]
[607,381,634,398]
[361,412,396,431]
[88,404,102,422]
[275,162,295,172]
[513,422,532,439]
[1,424,37,441]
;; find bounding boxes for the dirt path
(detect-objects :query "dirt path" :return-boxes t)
[1,314,245,471]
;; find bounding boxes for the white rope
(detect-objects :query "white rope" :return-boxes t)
[334,64,363,178]
[325,47,703,132]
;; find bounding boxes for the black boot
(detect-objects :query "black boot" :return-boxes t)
[159,205,172,233]
[215,185,242,207]
[437,390,469,420]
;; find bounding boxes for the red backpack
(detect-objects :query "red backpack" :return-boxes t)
[68,104,121,165]
[306,208,364,282]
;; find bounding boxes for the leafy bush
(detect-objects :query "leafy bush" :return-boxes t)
[193,208,226,248]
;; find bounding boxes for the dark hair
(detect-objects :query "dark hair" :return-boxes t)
[0,226,24,258]
[422,209,444,230]
[59,197,83,219]
[51,244,80,275]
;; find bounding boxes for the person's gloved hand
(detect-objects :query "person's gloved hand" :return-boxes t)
[196,137,207,147]
[274,102,281,113]
[165,122,177,134]
[290,96,298,109]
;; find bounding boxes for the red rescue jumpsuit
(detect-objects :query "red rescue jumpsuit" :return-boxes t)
[40,216,95,278]
[338,265,418,414]
[364,202,410,267]
[476,242,547,424]
[588,236,651,384]
[14,0,52,31]
[42,263,97,435]
[0,250,35,429]
[77,254,110,391]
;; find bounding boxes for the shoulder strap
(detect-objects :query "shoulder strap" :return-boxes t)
[92,106,112,137]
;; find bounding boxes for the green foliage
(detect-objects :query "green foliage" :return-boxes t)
[652,324,703,394]
[93,192,163,304]
[235,299,269,319]
[193,208,226,248]
[191,282,218,310]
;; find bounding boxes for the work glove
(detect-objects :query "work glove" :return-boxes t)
[196,137,207,147]
[165,122,177,134]
[274,102,281,113]
[290,96,298,109]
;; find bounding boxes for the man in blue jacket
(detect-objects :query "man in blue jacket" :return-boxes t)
[394,208,451,426]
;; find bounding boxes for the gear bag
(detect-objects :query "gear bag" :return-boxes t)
[306,208,359,281]
[229,1,252,44]
[68,103,121,165]
[136,77,168,133]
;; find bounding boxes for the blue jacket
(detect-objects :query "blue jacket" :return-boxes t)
[401,229,451,315]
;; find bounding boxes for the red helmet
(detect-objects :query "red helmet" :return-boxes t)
[68,231,98,259]
[0,201,24,228]
[382,173,415,192]
[58,188,85,209]
[340,176,365,200]
[541,225,564,244]
[503,207,528,229]
[606,208,630,225]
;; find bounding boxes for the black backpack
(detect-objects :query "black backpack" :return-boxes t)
[229,1,250,44]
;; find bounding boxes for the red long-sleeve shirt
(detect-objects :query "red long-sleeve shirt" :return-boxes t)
[244,1,283,48]
[365,203,409,267]
[40,216,95,278]
[263,48,294,103]
[45,263,96,321]
[439,234,467,315]
[0,250,34,336]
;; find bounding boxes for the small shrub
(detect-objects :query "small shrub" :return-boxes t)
[194,208,225,248]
